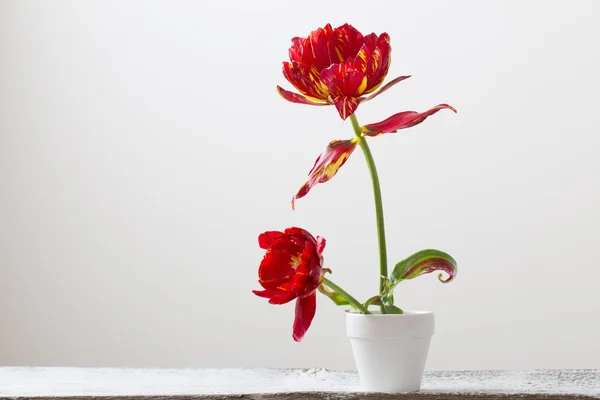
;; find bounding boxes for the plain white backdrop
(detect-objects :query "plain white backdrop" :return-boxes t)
[1,0,599,370]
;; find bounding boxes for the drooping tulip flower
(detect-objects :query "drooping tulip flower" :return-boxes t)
[252,228,326,342]
[277,23,410,120]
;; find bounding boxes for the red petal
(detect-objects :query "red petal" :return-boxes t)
[307,23,336,71]
[362,32,379,50]
[283,227,316,240]
[288,36,305,63]
[268,291,297,305]
[295,242,322,291]
[253,289,298,305]
[332,96,361,120]
[276,86,328,107]
[292,292,317,342]
[332,23,365,62]
[316,236,326,257]
[354,34,391,95]
[282,62,329,100]
[258,249,295,288]
[353,43,371,74]
[252,289,277,299]
[321,63,367,98]
[258,231,283,249]
[361,75,411,102]
[364,33,392,93]
[361,104,457,137]
[292,139,358,209]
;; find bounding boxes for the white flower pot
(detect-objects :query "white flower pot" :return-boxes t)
[346,310,434,392]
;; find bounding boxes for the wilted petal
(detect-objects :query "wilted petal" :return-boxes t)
[361,75,411,101]
[292,139,358,209]
[276,86,328,106]
[292,292,317,342]
[361,104,457,136]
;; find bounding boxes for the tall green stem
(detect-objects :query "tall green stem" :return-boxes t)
[321,276,371,314]
[349,113,388,312]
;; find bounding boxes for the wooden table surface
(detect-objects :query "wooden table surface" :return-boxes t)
[0,367,598,399]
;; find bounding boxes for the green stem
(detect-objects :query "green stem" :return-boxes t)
[349,113,388,313]
[321,276,371,314]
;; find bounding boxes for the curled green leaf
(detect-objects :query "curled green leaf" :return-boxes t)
[391,249,457,285]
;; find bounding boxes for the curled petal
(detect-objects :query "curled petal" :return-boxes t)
[276,86,328,106]
[361,75,411,102]
[292,292,317,342]
[390,249,458,285]
[292,139,358,209]
[361,104,457,137]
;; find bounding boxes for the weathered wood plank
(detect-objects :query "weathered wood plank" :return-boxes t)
[0,368,598,399]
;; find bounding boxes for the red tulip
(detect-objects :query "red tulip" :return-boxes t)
[253,228,326,342]
[277,23,410,120]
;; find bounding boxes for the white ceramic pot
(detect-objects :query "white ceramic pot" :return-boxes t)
[346,310,434,392]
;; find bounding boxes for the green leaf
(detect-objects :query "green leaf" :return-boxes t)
[382,303,404,314]
[318,283,352,307]
[390,249,457,286]
[363,295,383,309]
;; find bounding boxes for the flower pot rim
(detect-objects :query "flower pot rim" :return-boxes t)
[347,310,433,317]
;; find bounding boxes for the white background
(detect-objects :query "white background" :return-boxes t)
[1,0,599,370]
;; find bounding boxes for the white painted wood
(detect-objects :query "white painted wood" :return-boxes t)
[0,368,598,398]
